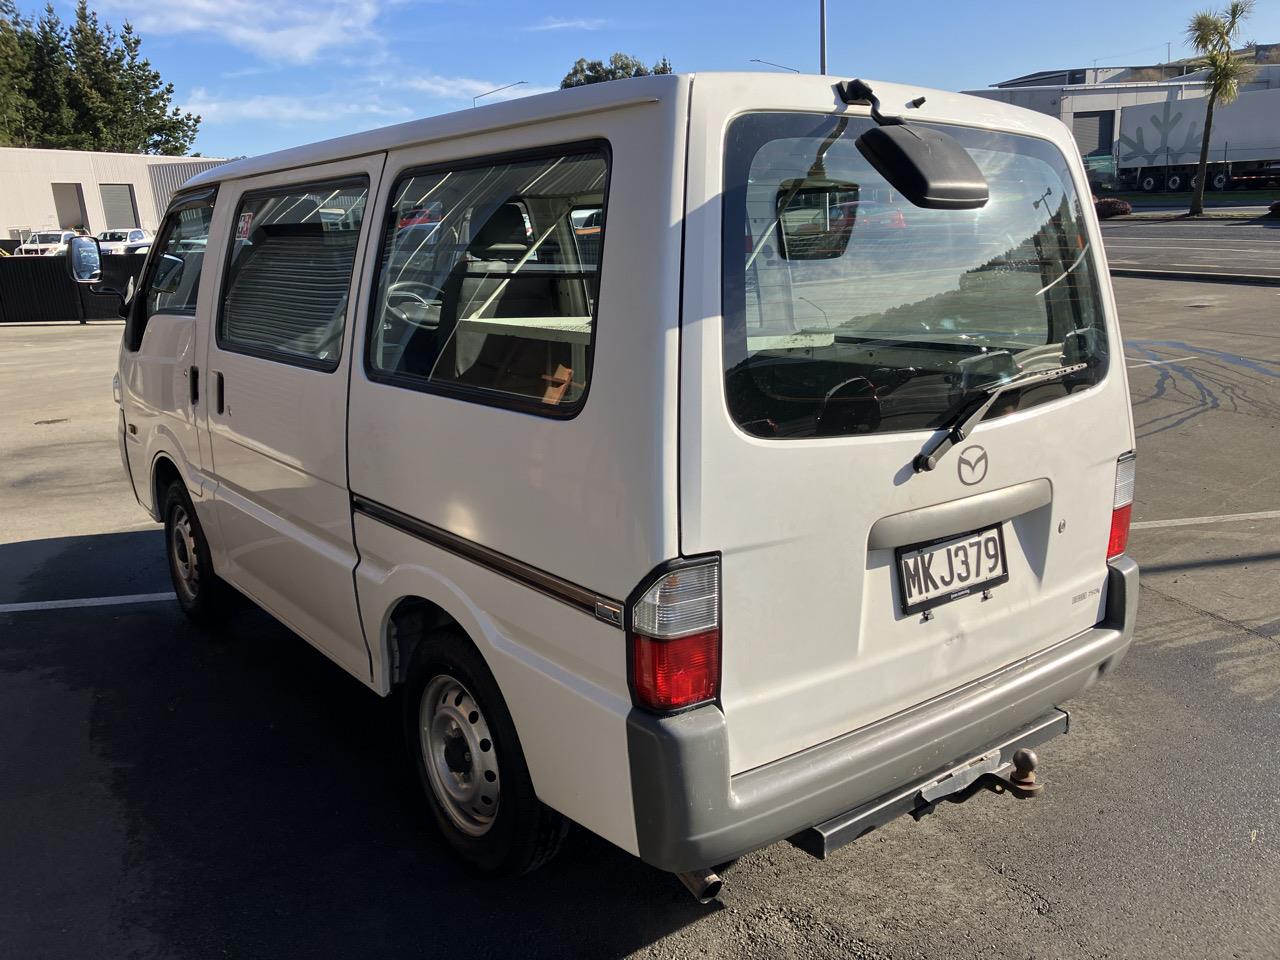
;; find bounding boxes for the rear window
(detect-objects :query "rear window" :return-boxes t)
[722,112,1108,440]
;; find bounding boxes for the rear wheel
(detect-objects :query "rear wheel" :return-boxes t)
[1140,173,1158,192]
[163,479,228,622]
[1211,171,1230,191]
[403,628,568,874]
[1166,173,1184,192]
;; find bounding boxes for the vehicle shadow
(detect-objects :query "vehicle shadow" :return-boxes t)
[0,532,715,958]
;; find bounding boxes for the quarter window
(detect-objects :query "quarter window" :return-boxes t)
[219,179,369,369]
[368,145,609,413]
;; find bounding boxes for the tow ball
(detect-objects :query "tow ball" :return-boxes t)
[914,747,1045,821]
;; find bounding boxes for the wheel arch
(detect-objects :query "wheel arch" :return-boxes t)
[385,594,468,689]
[150,452,185,521]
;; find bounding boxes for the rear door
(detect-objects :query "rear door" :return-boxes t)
[203,155,383,680]
[681,76,1135,774]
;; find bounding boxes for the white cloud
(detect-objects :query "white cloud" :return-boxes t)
[120,0,384,65]
[186,89,413,125]
[525,17,609,31]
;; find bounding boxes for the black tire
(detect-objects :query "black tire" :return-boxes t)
[403,628,568,875]
[162,479,228,622]
[1211,171,1230,191]
[1140,174,1158,193]
[1166,173,1183,192]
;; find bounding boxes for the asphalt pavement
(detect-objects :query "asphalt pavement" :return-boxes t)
[1102,217,1280,280]
[1,280,1278,958]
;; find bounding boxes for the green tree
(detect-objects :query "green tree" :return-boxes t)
[21,4,78,148]
[560,53,673,88]
[4,2,199,154]
[0,1,32,145]
[1185,0,1253,215]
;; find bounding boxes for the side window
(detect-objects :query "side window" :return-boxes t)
[218,179,369,370]
[368,144,609,414]
[125,196,214,351]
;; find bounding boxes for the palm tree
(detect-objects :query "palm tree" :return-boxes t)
[1185,0,1254,215]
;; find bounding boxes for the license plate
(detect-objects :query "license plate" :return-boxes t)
[895,525,1009,615]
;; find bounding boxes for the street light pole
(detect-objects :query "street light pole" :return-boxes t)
[473,80,527,107]
[820,0,827,75]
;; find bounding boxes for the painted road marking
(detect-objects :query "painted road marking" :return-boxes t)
[1133,510,1280,530]
[1126,355,1198,368]
[1102,235,1280,243]
[0,592,175,614]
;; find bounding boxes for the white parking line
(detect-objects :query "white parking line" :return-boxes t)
[0,592,175,614]
[1132,510,1280,530]
[1126,355,1198,368]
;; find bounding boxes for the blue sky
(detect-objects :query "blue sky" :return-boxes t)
[21,0,1280,158]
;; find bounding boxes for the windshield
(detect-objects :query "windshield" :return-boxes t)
[99,231,128,242]
[722,112,1108,440]
[32,233,65,244]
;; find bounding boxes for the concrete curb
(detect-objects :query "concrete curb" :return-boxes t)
[1110,267,1280,286]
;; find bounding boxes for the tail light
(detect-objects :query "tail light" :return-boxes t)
[628,559,721,713]
[1107,452,1136,560]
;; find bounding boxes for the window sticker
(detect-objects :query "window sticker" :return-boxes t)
[236,211,254,240]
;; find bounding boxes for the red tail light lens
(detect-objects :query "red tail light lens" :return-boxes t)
[628,560,721,712]
[632,629,721,712]
[1107,502,1132,560]
[1108,453,1136,560]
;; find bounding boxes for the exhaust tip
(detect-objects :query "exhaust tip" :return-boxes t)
[675,868,723,904]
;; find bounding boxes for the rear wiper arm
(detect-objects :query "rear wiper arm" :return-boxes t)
[912,363,1088,473]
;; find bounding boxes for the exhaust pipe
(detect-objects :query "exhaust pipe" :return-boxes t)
[675,868,723,904]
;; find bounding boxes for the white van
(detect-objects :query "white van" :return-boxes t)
[72,73,1137,900]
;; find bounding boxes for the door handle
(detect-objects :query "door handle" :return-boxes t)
[214,371,225,415]
[189,366,199,405]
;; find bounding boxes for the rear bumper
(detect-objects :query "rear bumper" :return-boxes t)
[626,555,1139,872]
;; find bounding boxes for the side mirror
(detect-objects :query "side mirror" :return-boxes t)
[67,235,103,283]
[855,124,988,210]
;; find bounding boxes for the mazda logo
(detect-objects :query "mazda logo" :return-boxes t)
[957,445,988,485]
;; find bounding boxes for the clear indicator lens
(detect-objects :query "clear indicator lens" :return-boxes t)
[631,563,719,640]
[1113,453,1136,509]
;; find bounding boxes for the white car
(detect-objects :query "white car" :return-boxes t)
[97,228,152,255]
[16,230,75,255]
[80,73,1138,902]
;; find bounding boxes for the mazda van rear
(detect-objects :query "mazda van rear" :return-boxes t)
[88,72,1136,903]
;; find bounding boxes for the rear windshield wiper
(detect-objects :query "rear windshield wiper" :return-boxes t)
[913,362,1088,473]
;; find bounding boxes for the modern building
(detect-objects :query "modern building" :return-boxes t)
[0,147,227,243]
[964,44,1280,185]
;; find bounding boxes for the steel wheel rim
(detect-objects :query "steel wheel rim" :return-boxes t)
[169,505,199,601]
[419,674,500,837]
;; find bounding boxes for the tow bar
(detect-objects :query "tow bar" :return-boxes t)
[790,709,1067,860]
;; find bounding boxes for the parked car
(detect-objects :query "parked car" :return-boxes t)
[98,228,152,255]
[72,73,1138,902]
[15,230,75,256]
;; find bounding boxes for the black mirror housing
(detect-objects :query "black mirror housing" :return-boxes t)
[855,123,989,210]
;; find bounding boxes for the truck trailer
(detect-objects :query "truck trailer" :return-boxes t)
[1115,85,1280,191]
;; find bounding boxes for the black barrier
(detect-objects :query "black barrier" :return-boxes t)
[0,252,146,323]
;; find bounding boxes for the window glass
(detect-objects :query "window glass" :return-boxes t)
[369,146,608,411]
[144,203,214,318]
[723,113,1108,440]
[219,180,368,367]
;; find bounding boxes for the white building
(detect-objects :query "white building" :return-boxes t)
[0,147,227,242]
[963,45,1280,185]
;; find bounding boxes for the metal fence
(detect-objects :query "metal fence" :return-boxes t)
[0,253,146,323]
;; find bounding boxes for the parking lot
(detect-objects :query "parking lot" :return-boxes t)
[1102,217,1280,280]
[2,276,1278,959]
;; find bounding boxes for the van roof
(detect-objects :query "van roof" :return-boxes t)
[182,73,1064,191]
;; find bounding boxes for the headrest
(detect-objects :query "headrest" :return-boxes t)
[470,204,529,258]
